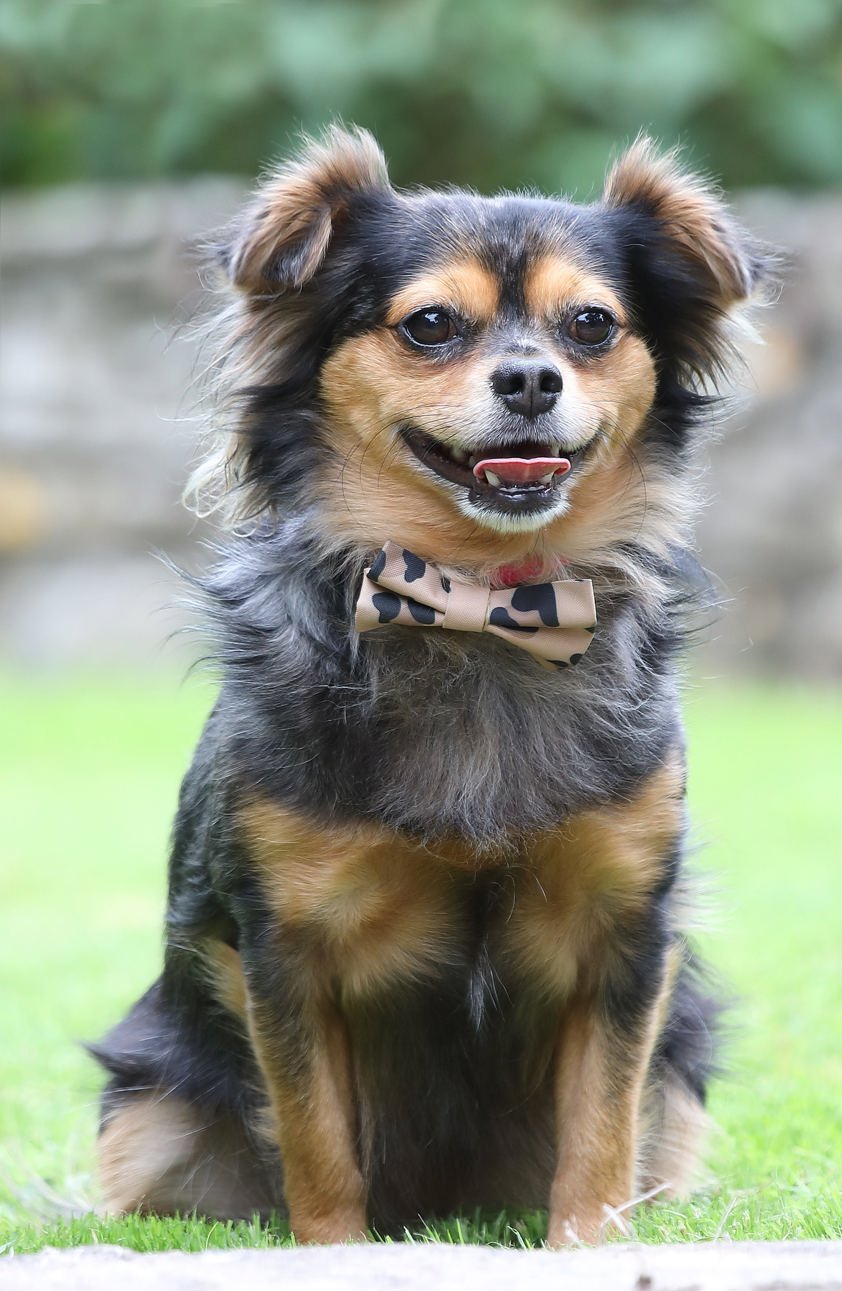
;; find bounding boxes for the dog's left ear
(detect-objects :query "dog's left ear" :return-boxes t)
[603,137,769,311]
[602,139,778,382]
[222,125,391,293]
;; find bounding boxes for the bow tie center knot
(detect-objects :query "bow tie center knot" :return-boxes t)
[441,581,492,634]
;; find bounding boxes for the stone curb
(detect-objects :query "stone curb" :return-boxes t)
[2,1242,841,1291]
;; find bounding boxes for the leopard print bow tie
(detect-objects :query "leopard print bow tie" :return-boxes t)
[355,542,596,670]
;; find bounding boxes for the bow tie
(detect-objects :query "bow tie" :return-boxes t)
[354,542,596,670]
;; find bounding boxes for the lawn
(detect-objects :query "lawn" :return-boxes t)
[1,672,840,1254]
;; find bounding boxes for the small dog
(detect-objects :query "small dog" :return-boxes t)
[93,127,773,1244]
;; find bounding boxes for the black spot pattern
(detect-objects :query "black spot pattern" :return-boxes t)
[569,653,583,665]
[403,550,426,583]
[440,575,451,593]
[510,583,559,627]
[369,549,387,581]
[488,606,538,634]
[407,598,436,625]
[372,591,401,623]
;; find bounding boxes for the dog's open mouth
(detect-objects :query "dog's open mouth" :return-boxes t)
[399,426,588,511]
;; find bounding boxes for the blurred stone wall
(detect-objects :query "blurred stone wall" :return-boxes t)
[1,182,840,676]
[0,180,244,668]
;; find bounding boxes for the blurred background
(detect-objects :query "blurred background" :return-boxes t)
[2,0,841,676]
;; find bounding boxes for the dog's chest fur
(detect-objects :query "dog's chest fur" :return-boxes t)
[238,747,682,1007]
[360,622,677,841]
[212,536,683,847]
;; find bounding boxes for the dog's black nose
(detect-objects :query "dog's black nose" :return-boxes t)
[490,360,563,418]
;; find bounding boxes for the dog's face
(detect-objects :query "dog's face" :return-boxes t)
[318,230,655,542]
[212,128,770,571]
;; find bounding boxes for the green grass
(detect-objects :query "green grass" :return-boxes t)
[1,672,840,1254]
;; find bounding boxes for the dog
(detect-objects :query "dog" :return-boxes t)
[92,126,774,1245]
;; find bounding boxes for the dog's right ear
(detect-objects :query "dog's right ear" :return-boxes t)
[222,125,390,293]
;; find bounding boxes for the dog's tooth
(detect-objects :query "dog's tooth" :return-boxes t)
[549,445,561,457]
[484,470,502,487]
[451,447,468,463]
[539,471,556,484]
[468,455,477,468]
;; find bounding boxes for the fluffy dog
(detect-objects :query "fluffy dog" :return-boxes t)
[92,127,773,1244]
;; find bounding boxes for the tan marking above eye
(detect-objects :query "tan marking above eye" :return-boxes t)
[386,260,500,329]
[524,256,627,328]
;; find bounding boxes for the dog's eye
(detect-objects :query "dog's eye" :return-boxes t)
[400,308,458,347]
[568,309,615,346]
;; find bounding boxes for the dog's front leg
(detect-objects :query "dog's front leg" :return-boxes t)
[242,948,367,1244]
[525,757,687,1247]
[547,942,675,1247]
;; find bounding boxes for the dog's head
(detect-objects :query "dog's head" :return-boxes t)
[199,126,774,575]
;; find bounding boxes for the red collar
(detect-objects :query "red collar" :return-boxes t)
[492,554,568,588]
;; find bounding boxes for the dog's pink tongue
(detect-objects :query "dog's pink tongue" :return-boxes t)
[473,456,571,486]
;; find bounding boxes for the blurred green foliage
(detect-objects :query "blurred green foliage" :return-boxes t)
[2,0,841,193]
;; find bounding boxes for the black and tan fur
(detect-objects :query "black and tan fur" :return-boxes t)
[92,127,774,1244]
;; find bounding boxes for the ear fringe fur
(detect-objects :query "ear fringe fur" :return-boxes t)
[604,134,779,311]
[223,123,389,291]
[185,125,389,525]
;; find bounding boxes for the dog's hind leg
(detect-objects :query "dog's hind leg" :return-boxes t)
[639,1074,710,1199]
[639,956,720,1197]
[98,1089,275,1219]
[92,971,279,1221]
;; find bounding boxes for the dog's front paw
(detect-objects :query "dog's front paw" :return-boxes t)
[290,1204,369,1245]
[546,1199,631,1247]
